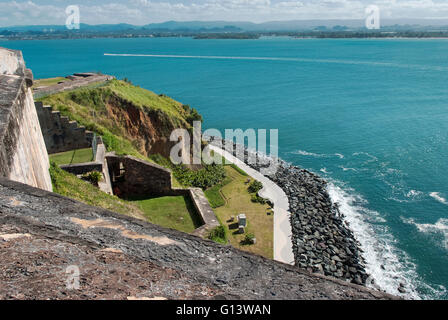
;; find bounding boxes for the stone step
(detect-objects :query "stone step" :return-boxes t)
[74,126,86,133]
[51,111,61,118]
[43,105,52,110]
[60,116,70,125]
[68,121,78,129]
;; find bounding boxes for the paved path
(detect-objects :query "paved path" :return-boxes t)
[209,145,294,265]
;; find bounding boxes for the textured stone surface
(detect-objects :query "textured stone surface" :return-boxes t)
[189,188,221,237]
[0,47,52,192]
[0,178,397,300]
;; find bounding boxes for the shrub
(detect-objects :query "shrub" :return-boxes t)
[123,77,133,84]
[182,104,203,124]
[82,171,103,185]
[208,226,227,244]
[173,164,226,189]
[251,194,267,205]
[242,233,256,245]
[248,180,263,194]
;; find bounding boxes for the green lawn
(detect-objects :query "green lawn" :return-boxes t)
[212,166,273,259]
[129,195,203,233]
[49,148,93,165]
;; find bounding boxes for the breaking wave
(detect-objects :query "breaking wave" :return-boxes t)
[327,182,422,299]
[429,192,448,205]
[291,149,344,159]
[402,217,448,251]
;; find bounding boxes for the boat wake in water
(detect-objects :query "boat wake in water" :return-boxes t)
[104,53,448,72]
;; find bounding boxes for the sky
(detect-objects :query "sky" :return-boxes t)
[1,0,448,26]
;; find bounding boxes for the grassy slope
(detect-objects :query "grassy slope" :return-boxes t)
[49,148,93,166]
[211,166,274,259]
[106,80,190,125]
[50,163,145,220]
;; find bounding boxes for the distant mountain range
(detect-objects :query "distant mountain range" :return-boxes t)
[2,19,448,33]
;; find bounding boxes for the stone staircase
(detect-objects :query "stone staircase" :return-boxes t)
[35,102,94,154]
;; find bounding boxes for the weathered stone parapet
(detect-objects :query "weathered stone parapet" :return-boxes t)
[188,188,220,237]
[0,47,24,75]
[95,137,113,194]
[0,177,398,300]
[0,47,52,192]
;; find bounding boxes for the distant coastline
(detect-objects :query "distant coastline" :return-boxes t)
[4,28,448,41]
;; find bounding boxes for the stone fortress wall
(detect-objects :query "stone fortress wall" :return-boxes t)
[0,48,52,191]
[35,102,93,154]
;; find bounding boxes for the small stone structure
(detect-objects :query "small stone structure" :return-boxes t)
[107,155,173,197]
[106,154,219,234]
[238,214,247,227]
[33,73,115,98]
[60,136,113,195]
[0,47,52,191]
[35,102,93,154]
[237,214,247,234]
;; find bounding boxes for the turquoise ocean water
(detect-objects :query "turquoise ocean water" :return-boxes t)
[2,37,447,299]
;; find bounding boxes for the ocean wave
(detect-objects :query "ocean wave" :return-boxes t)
[338,165,358,172]
[402,217,448,251]
[429,192,448,205]
[352,152,378,163]
[290,149,344,159]
[327,182,422,299]
[407,190,424,198]
[388,190,425,203]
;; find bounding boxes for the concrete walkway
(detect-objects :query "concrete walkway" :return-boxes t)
[209,145,294,265]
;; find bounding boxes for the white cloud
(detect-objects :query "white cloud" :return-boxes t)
[0,1,66,26]
[1,0,448,26]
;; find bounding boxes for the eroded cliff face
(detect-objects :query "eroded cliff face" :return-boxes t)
[0,47,52,192]
[105,96,176,159]
[37,79,197,165]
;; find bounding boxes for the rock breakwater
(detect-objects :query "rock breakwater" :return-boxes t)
[209,137,369,285]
